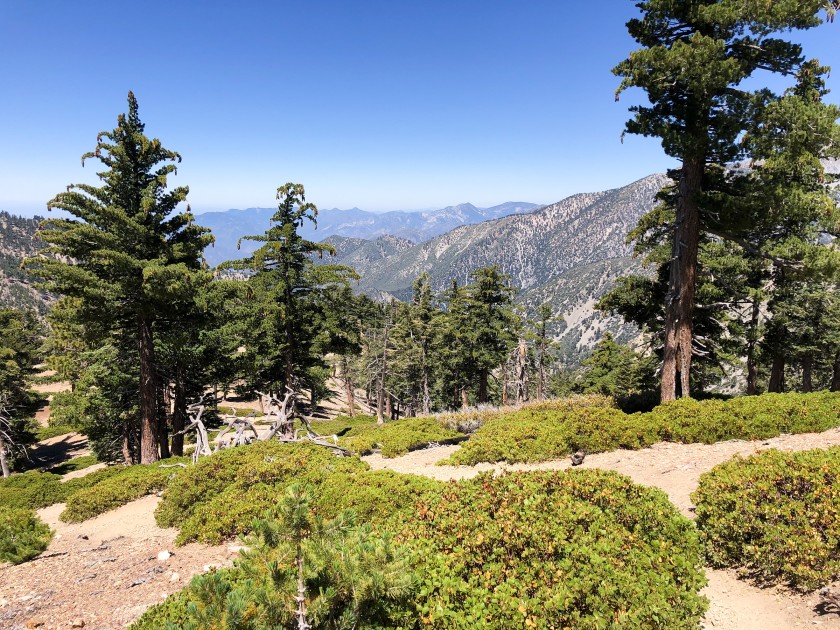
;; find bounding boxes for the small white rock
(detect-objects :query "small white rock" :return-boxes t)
[202,563,220,573]
[227,544,246,554]
[169,572,180,583]
[157,550,172,561]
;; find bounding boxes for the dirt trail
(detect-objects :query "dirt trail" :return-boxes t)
[363,427,840,630]
[0,496,235,630]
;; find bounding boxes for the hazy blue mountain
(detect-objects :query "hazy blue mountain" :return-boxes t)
[195,201,540,266]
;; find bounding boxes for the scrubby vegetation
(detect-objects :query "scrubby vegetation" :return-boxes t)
[0,457,186,523]
[33,423,79,441]
[447,391,840,465]
[340,416,462,457]
[0,507,52,564]
[49,454,97,475]
[60,456,189,523]
[0,470,68,509]
[139,466,708,629]
[398,469,708,629]
[156,442,441,545]
[134,483,417,630]
[693,447,840,592]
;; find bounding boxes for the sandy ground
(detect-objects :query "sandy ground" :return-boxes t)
[0,496,235,630]
[363,428,840,630]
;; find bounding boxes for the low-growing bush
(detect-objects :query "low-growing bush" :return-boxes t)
[156,442,369,544]
[60,456,189,523]
[156,442,442,545]
[341,416,461,457]
[396,469,708,628]
[0,470,69,509]
[446,406,658,466]
[49,455,98,475]
[653,392,840,444]
[133,485,418,630]
[447,391,840,466]
[34,424,79,441]
[693,447,840,591]
[0,508,53,564]
[437,395,615,434]
[307,413,378,436]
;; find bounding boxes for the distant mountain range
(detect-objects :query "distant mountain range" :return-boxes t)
[196,202,540,267]
[314,174,667,362]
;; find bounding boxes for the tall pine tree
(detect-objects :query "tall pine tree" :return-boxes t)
[26,92,213,463]
[614,0,828,400]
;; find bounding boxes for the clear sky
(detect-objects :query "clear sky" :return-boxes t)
[2,1,839,216]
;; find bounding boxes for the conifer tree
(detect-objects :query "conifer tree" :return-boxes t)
[0,308,41,476]
[26,93,213,463]
[614,0,829,400]
[463,266,517,404]
[221,184,357,398]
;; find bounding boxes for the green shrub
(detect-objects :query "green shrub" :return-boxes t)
[307,414,378,436]
[156,442,368,544]
[133,485,417,630]
[447,391,840,466]
[60,456,189,523]
[0,470,69,509]
[653,392,840,444]
[437,395,615,434]
[313,469,443,525]
[446,406,658,466]
[156,442,442,545]
[34,424,79,441]
[341,416,462,457]
[0,508,53,564]
[49,455,98,475]
[693,447,840,591]
[397,469,707,629]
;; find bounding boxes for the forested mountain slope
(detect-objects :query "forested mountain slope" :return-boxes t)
[0,212,50,313]
[353,174,666,296]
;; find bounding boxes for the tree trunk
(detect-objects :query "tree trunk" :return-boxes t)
[661,155,702,401]
[801,353,814,393]
[138,316,159,464]
[377,317,390,425]
[768,355,785,393]
[171,367,186,457]
[0,436,10,478]
[157,378,170,460]
[478,370,489,403]
[516,339,528,403]
[537,339,546,401]
[121,418,134,465]
[385,395,393,420]
[501,359,509,406]
[831,350,840,392]
[340,356,356,417]
[745,297,760,396]
[421,347,431,415]
[460,387,469,409]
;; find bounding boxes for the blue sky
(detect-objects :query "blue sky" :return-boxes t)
[2,1,839,216]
